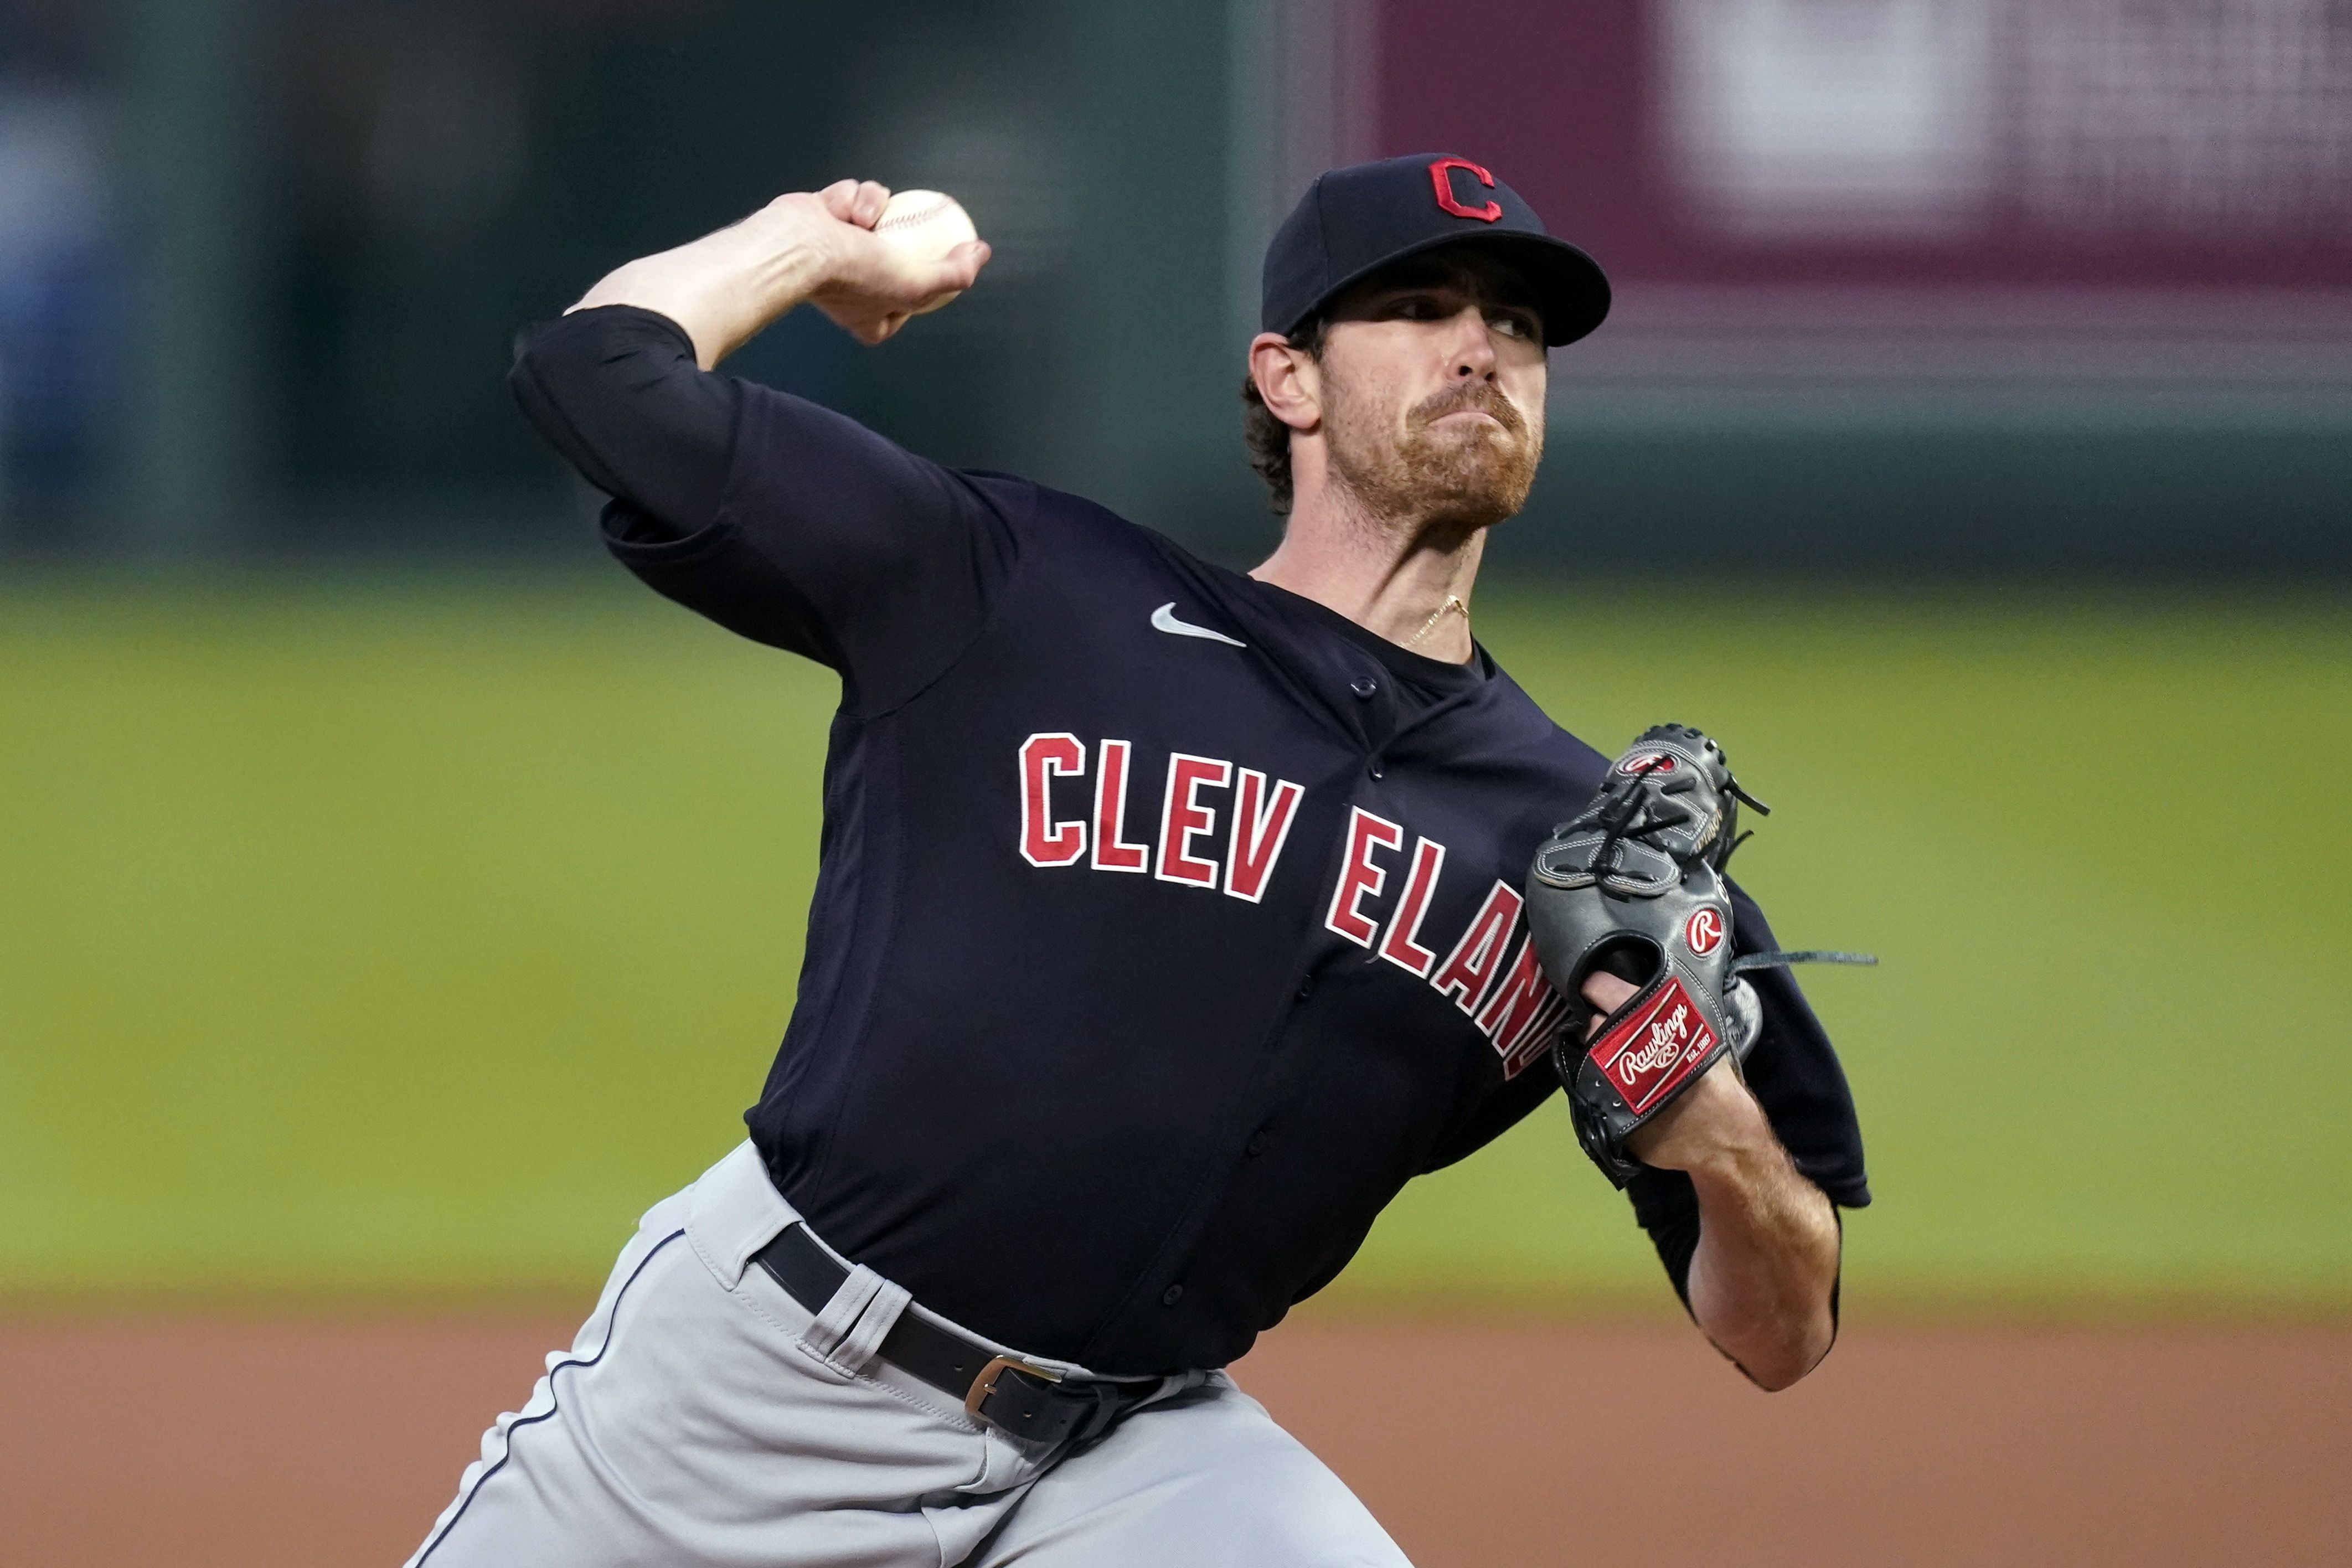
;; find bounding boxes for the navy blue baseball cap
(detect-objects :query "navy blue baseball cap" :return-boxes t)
[1260,153,1610,347]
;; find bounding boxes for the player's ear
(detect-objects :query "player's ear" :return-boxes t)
[1247,332,1322,432]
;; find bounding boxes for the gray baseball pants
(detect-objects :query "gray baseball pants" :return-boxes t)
[404,1141,1413,1566]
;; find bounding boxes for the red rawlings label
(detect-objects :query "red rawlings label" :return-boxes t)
[1589,976,1717,1114]
[1618,751,1677,777]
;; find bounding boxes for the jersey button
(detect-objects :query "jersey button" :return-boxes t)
[1162,1284,1184,1306]
[1245,1129,1270,1157]
[1295,976,1314,1001]
[1367,761,1384,780]
[1350,678,1378,699]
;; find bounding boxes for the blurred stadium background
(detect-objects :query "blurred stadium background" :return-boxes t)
[4,0,2348,1308]
[6,3,2349,1561]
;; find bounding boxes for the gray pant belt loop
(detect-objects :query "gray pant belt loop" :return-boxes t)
[753,1223,1162,1447]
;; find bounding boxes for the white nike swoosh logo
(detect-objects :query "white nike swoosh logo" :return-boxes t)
[1150,602,1246,648]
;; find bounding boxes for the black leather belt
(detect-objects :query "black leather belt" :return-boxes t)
[754,1223,1160,1447]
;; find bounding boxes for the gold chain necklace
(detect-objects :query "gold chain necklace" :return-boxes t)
[1406,595,1469,648]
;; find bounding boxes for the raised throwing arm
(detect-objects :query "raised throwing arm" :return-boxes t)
[571,179,989,367]
[507,180,1009,711]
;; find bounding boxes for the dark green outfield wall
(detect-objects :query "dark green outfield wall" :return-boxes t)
[1498,426,2352,576]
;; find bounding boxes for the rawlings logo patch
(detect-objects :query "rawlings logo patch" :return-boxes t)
[1619,751,1677,776]
[1684,906,1725,957]
[1590,977,1716,1113]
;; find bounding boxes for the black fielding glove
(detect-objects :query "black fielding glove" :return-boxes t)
[1526,724,1871,1187]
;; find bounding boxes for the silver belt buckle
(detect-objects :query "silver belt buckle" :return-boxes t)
[965,1352,1062,1417]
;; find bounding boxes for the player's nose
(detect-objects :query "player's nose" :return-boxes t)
[1445,305,1498,379]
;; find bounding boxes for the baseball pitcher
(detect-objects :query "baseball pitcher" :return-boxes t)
[410,153,1870,1567]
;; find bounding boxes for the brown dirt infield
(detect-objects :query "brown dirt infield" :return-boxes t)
[3,1313,2344,1566]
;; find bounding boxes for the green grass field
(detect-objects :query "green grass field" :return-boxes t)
[4,578,2348,1313]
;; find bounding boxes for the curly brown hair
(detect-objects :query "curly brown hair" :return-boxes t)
[1239,314,1330,516]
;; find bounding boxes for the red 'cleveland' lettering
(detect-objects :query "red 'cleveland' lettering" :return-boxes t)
[1019,734,1304,898]
[1092,739,1151,873]
[1015,731,1564,1076]
[1473,935,1557,1055]
[1430,880,1523,1015]
[1018,732,1087,866]
[1156,754,1232,888]
[1324,808,1405,947]
[1376,837,1448,977]
[1224,768,1304,904]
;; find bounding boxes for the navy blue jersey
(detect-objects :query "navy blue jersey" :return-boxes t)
[515,308,1868,1376]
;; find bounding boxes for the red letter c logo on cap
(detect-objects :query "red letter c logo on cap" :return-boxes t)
[1428,157,1502,223]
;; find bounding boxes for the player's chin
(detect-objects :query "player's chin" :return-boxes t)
[1422,449,1538,526]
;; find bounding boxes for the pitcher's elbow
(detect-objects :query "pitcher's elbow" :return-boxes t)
[1736,1314,1835,1391]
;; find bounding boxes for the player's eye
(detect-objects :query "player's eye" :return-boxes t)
[1489,310,1539,339]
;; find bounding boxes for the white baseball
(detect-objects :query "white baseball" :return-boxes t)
[873,189,979,315]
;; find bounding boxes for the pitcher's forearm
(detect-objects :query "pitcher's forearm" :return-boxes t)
[571,199,838,369]
[1685,1142,1840,1390]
